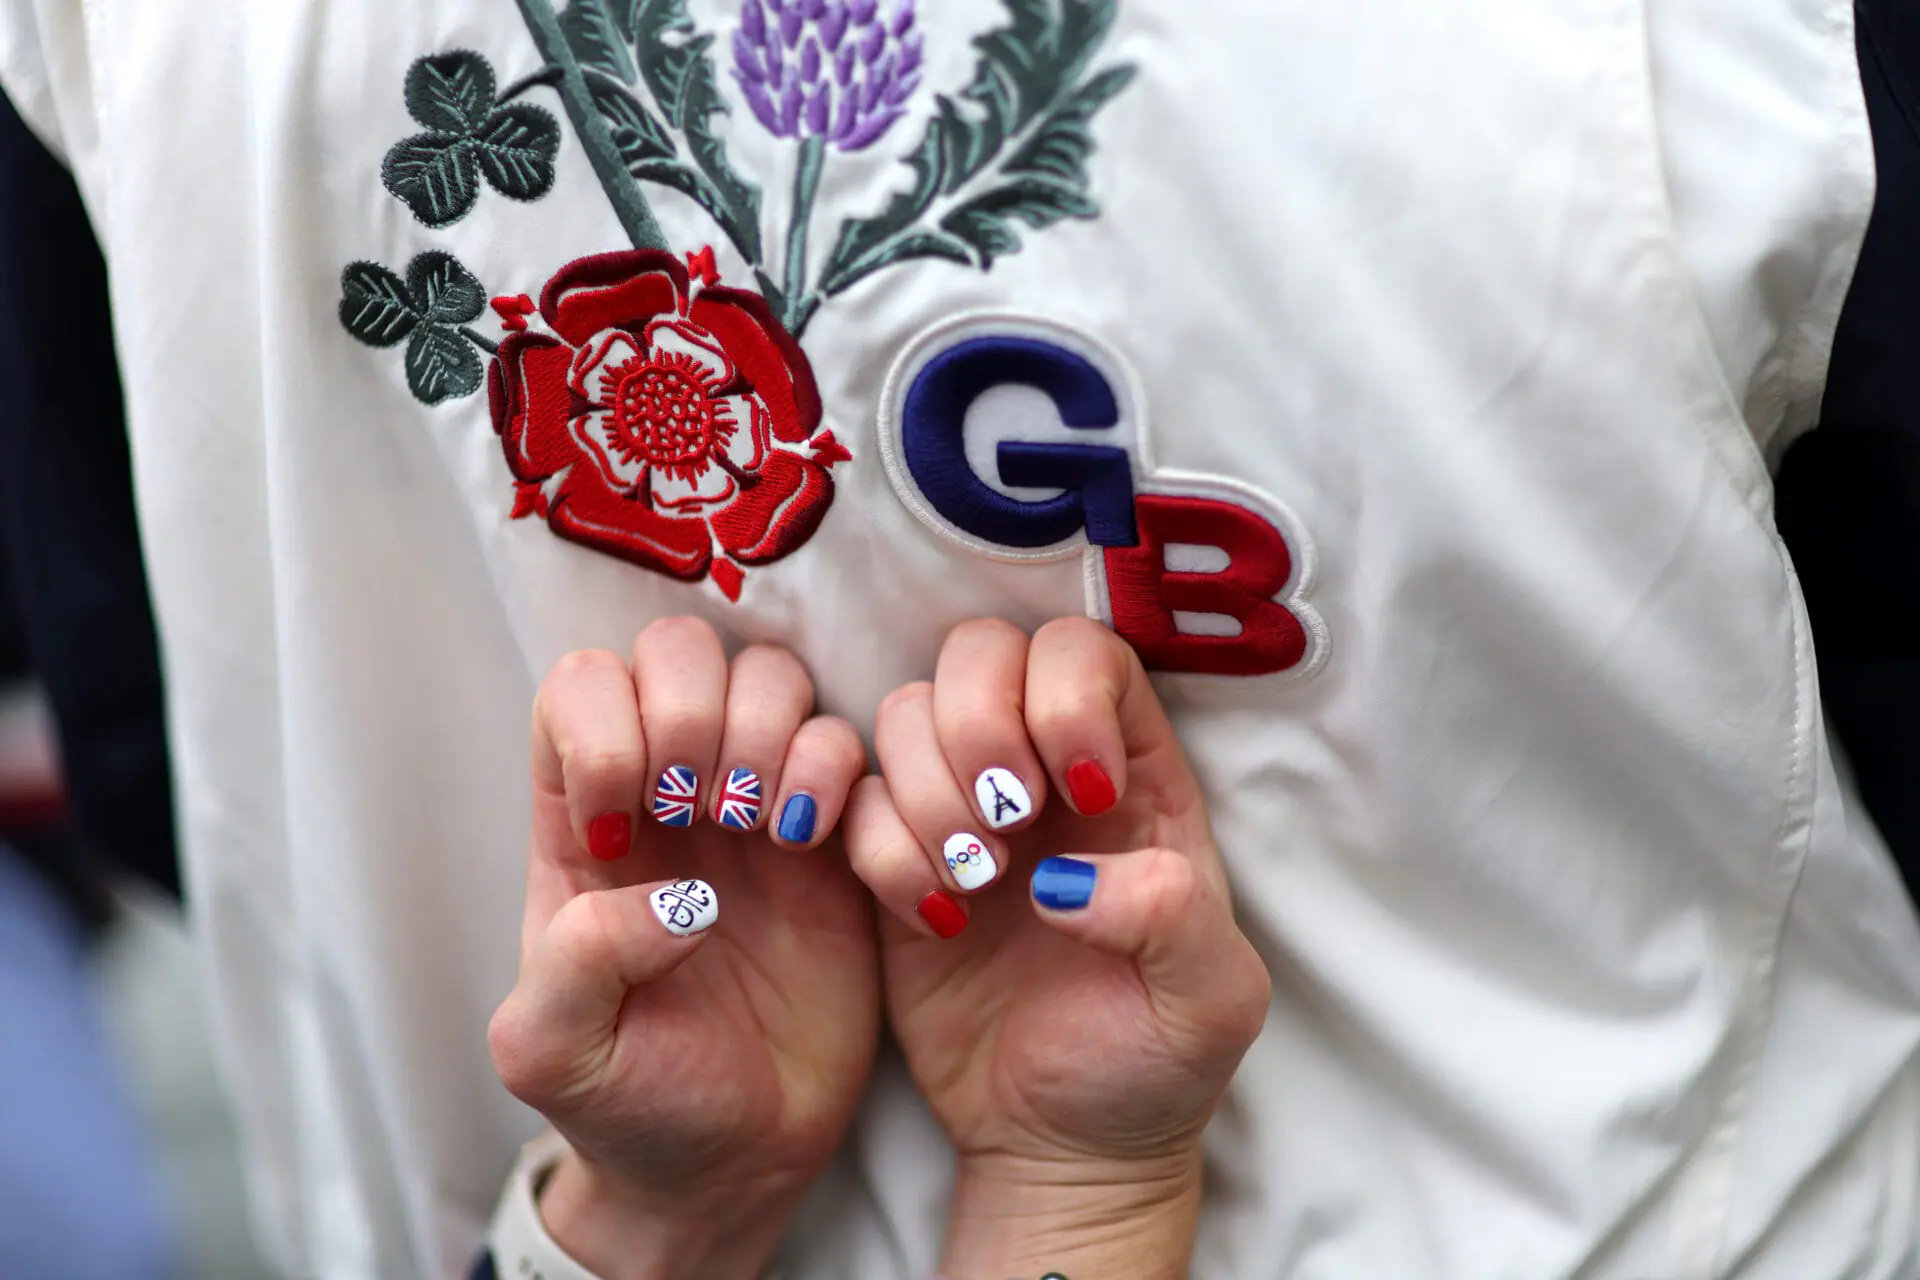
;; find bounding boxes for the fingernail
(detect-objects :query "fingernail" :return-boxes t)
[916,891,968,940]
[974,767,1032,831]
[715,767,762,830]
[1064,760,1117,816]
[776,793,818,845]
[1033,856,1097,911]
[651,879,718,936]
[587,811,631,862]
[652,766,698,828]
[943,833,999,893]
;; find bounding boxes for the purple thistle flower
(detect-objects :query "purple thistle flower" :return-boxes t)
[733,0,920,151]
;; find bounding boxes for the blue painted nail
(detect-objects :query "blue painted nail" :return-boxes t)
[1032,857,1097,911]
[776,793,818,845]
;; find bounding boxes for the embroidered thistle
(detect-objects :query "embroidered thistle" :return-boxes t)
[732,0,923,153]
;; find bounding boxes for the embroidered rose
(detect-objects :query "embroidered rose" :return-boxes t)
[488,249,851,600]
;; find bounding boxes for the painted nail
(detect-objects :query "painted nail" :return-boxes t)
[916,891,968,940]
[1064,760,1117,816]
[776,793,818,845]
[1032,857,1097,911]
[650,879,719,936]
[652,765,698,828]
[943,833,999,893]
[974,767,1032,831]
[586,811,631,862]
[715,767,763,831]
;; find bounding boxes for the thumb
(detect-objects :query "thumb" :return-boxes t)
[1029,849,1271,1037]
[489,878,719,1110]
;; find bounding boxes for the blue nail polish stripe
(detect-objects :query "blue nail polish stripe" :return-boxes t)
[1032,856,1097,911]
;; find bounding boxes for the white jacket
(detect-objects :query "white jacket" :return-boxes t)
[3,0,1915,1275]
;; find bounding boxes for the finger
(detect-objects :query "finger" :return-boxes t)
[874,683,1007,895]
[767,715,867,851]
[844,775,969,940]
[1030,850,1269,1030]
[631,617,729,829]
[1026,619,1202,833]
[933,619,1047,835]
[488,878,721,1107]
[531,649,644,868]
[711,645,814,832]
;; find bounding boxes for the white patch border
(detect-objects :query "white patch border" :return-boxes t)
[878,311,1330,681]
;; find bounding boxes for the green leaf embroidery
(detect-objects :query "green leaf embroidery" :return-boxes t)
[382,52,563,227]
[1001,64,1136,183]
[339,252,492,407]
[339,262,419,348]
[631,160,752,256]
[405,325,484,406]
[558,0,639,84]
[383,136,483,228]
[406,252,486,325]
[819,0,1133,296]
[404,52,496,134]
[586,72,678,168]
[633,0,764,264]
[939,179,1099,266]
[474,104,562,201]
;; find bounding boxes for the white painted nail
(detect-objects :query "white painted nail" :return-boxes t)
[974,767,1032,831]
[943,833,1000,893]
[650,879,719,936]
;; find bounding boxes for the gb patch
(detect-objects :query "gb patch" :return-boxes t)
[879,314,1327,679]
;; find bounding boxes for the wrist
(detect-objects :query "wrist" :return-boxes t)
[939,1147,1203,1280]
[536,1143,802,1280]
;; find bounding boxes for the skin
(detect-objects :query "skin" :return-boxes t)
[845,618,1273,1277]
[487,618,876,1280]
[488,617,1273,1280]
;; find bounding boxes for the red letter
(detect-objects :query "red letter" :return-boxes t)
[1104,495,1309,676]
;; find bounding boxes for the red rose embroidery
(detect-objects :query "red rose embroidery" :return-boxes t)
[487,249,850,601]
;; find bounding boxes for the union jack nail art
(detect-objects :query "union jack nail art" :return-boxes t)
[715,767,762,830]
[652,765,699,828]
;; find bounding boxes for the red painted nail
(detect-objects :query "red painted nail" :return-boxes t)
[916,891,969,940]
[587,812,631,862]
[1064,760,1117,816]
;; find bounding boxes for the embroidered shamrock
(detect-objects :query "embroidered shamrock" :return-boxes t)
[338,252,498,405]
[382,51,562,227]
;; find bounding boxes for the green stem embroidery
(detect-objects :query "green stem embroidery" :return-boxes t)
[512,0,669,253]
[780,135,826,335]
[460,326,501,356]
[495,65,565,104]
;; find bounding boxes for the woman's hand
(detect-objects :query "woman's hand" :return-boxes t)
[845,618,1272,1279]
[487,618,878,1280]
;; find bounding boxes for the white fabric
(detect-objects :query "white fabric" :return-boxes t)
[5,1,1919,1278]
[483,1132,602,1280]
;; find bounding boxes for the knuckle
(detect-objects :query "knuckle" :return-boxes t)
[944,699,1022,749]
[1224,948,1274,1046]
[808,715,868,763]
[558,742,642,790]
[877,681,934,724]
[1137,848,1200,929]
[1033,615,1107,650]
[546,648,627,690]
[638,614,721,655]
[486,1000,548,1105]
[1026,683,1107,740]
[949,616,1027,652]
